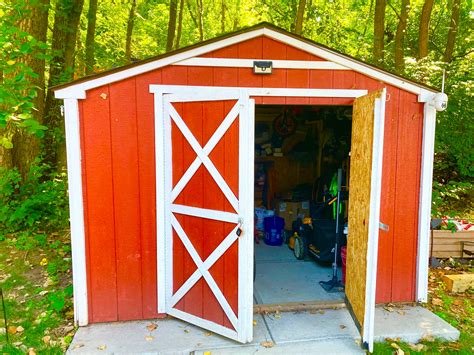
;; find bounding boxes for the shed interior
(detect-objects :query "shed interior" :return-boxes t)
[253,104,353,305]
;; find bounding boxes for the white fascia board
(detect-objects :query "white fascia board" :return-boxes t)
[63,99,88,326]
[262,28,438,97]
[416,104,437,302]
[173,57,349,70]
[54,29,265,99]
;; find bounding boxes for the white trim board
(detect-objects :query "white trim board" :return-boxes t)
[63,99,88,326]
[363,89,387,352]
[54,26,438,100]
[416,104,437,302]
[150,85,367,98]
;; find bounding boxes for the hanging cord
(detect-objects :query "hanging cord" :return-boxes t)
[1,288,9,344]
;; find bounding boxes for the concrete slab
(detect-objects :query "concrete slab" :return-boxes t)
[196,338,364,354]
[263,309,360,344]
[67,306,460,354]
[254,242,344,304]
[68,314,271,354]
[374,305,460,343]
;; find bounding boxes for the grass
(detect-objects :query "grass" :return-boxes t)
[0,232,74,354]
[374,259,474,354]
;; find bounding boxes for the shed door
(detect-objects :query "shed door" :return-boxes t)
[345,89,386,352]
[155,87,254,343]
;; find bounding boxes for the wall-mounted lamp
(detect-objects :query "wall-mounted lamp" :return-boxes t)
[253,61,273,74]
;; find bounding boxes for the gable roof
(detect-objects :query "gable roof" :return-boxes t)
[54,22,439,99]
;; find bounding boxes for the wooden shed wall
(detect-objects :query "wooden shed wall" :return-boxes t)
[78,36,423,323]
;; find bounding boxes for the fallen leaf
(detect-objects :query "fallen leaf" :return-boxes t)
[384,306,394,312]
[28,348,36,355]
[42,336,51,345]
[397,310,406,316]
[8,326,17,334]
[390,342,400,349]
[184,329,190,333]
[97,344,107,350]
[260,341,274,348]
[145,335,154,341]
[453,299,463,306]
[73,343,85,349]
[253,320,257,326]
[203,352,211,355]
[408,343,426,352]
[431,298,443,306]
[39,258,48,266]
[339,325,346,329]
[421,334,435,342]
[39,291,48,296]
[16,326,24,333]
[354,339,361,346]
[395,349,405,355]
[147,323,158,332]
[319,310,325,314]
[205,332,212,337]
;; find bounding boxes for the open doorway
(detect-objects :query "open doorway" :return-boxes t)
[253,104,352,306]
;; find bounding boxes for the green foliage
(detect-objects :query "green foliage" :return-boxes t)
[0,161,69,240]
[0,0,49,148]
[432,179,474,218]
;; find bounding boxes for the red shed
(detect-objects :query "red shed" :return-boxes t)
[54,23,445,350]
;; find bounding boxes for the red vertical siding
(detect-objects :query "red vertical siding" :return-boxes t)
[81,87,118,322]
[79,35,425,322]
[135,70,161,318]
[391,91,423,301]
[376,86,400,303]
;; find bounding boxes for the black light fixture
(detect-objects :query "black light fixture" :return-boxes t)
[253,61,273,74]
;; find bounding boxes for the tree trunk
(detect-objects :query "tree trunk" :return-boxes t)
[232,0,241,30]
[125,0,137,61]
[294,0,306,35]
[373,0,386,63]
[418,0,434,59]
[10,0,50,177]
[85,0,98,74]
[443,0,460,63]
[394,0,410,71]
[175,0,184,49]
[221,0,225,33]
[43,0,85,169]
[196,0,204,41]
[166,0,178,52]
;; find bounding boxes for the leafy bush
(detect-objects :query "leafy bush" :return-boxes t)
[0,161,69,240]
[432,180,474,218]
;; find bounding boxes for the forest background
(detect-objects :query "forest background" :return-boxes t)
[0,0,473,240]
[0,0,473,353]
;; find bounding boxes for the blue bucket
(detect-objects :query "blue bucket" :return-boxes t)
[263,215,285,246]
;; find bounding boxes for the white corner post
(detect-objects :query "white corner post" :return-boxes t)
[63,98,88,325]
[416,102,437,302]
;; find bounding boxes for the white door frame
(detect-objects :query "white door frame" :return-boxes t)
[151,85,369,342]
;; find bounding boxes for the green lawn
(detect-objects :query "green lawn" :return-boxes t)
[0,233,74,354]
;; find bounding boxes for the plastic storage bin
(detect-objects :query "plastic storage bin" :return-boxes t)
[263,215,285,246]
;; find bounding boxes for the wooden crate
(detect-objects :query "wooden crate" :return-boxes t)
[430,230,474,258]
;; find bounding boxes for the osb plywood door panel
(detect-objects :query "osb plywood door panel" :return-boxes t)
[345,90,382,330]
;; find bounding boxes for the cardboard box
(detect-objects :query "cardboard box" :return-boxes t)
[277,200,310,230]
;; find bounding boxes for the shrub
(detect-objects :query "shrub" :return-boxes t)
[0,161,69,241]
